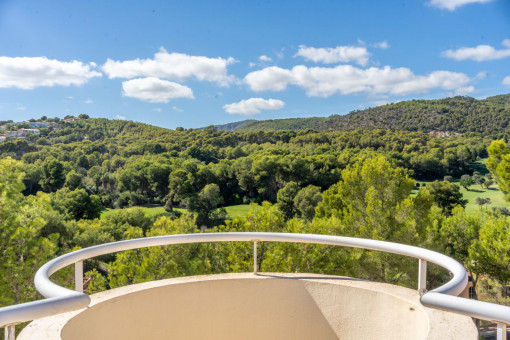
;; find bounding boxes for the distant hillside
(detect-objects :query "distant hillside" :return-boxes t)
[481,94,510,108]
[213,120,257,131]
[218,94,510,136]
[216,117,327,131]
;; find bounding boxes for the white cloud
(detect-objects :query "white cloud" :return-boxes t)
[0,56,101,89]
[295,45,370,66]
[84,98,93,104]
[223,98,285,116]
[244,65,473,97]
[153,108,162,112]
[428,0,494,11]
[249,62,256,68]
[442,40,510,61]
[259,55,272,62]
[17,105,26,110]
[503,76,510,86]
[121,77,194,103]
[116,115,126,120]
[172,106,183,112]
[475,71,487,79]
[102,48,236,86]
[372,41,390,49]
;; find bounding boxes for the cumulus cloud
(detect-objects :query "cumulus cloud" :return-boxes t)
[0,56,101,89]
[442,40,510,61]
[121,77,194,103]
[244,65,473,97]
[428,0,494,11]
[503,76,510,86]
[372,41,390,49]
[259,55,272,62]
[295,45,370,66]
[102,48,236,86]
[223,98,285,116]
[84,98,93,104]
[116,115,127,120]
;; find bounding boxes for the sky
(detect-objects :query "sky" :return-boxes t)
[0,0,509,129]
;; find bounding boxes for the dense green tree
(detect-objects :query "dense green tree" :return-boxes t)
[40,157,66,192]
[426,180,467,215]
[21,162,43,195]
[487,140,510,200]
[65,170,83,190]
[469,213,510,284]
[276,181,299,220]
[293,185,322,221]
[52,188,102,220]
[188,183,227,228]
[425,207,482,298]
[317,156,432,242]
[0,158,57,306]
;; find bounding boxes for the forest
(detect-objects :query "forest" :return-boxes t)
[217,94,510,135]
[1,96,510,325]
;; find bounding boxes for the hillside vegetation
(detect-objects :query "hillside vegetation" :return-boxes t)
[216,94,510,136]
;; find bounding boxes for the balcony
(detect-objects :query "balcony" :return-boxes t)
[1,233,509,340]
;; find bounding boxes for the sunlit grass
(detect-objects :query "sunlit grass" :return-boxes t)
[413,159,509,215]
[100,204,260,219]
[100,205,186,219]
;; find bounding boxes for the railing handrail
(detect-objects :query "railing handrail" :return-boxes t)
[1,232,509,333]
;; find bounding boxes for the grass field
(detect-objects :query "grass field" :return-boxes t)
[224,204,261,218]
[459,185,508,215]
[100,205,187,219]
[413,181,508,215]
[414,159,509,215]
[100,204,260,219]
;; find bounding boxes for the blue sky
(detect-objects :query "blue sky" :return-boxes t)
[0,0,509,129]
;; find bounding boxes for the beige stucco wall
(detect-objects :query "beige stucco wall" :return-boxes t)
[19,273,477,340]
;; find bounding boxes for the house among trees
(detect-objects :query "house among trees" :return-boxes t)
[19,128,40,135]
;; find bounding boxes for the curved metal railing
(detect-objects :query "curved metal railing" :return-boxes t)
[1,232,509,339]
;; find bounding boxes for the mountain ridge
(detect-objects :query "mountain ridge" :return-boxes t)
[213,94,510,136]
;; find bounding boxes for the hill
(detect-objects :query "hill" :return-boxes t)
[216,117,327,131]
[217,94,510,136]
[212,120,257,131]
[481,93,510,108]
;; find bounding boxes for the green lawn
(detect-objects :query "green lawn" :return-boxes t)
[224,204,261,218]
[414,180,508,215]
[100,204,259,219]
[413,158,509,215]
[100,205,187,219]
[459,185,508,215]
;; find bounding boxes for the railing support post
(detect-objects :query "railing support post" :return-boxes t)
[253,241,258,275]
[5,324,15,340]
[498,323,507,340]
[75,260,83,293]
[418,259,427,293]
